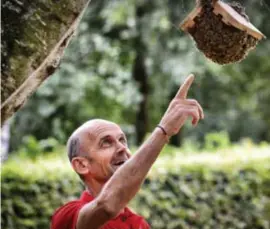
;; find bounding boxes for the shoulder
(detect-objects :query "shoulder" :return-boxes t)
[51,200,84,229]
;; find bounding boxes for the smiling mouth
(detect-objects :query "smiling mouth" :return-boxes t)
[113,161,126,166]
[112,158,129,169]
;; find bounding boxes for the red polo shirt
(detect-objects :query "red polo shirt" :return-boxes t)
[51,191,150,229]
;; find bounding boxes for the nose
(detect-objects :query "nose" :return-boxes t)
[115,141,127,156]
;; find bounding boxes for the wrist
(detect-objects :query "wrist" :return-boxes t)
[156,125,170,143]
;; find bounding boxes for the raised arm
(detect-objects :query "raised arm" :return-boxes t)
[76,74,204,229]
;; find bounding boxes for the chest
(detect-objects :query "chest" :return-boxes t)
[101,215,147,229]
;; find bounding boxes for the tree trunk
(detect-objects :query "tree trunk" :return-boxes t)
[1,0,91,124]
[132,4,149,145]
[132,52,149,145]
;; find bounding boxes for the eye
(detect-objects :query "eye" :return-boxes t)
[119,137,127,145]
[101,138,113,147]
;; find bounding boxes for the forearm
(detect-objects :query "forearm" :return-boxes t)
[100,127,167,212]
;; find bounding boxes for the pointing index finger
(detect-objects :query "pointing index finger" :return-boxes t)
[175,74,195,99]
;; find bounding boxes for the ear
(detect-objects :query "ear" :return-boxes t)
[71,157,91,176]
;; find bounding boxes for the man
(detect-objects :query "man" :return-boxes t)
[51,74,204,229]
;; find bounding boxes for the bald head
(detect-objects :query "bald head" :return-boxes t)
[67,119,120,162]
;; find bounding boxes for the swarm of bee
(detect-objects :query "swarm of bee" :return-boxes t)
[185,0,260,64]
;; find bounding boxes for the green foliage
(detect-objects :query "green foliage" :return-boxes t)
[204,131,231,152]
[2,151,270,229]
[1,167,81,229]
[15,136,59,160]
[133,167,270,229]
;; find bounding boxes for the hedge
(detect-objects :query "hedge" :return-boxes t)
[2,153,270,229]
[133,167,270,229]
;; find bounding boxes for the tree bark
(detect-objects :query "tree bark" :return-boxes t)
[132,52,149,145]
[132,4,149,145]
[1,0,91,124]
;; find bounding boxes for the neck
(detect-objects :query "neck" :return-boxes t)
[84,178,105,197]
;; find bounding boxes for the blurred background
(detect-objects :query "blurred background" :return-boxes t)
[2,0,270,228]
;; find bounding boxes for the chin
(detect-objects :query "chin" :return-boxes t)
[110,164,123,174]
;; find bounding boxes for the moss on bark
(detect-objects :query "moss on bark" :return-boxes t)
[1,0,90,123]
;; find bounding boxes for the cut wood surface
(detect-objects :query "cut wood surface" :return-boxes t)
[180,6,202,31]
[213,1,265,40]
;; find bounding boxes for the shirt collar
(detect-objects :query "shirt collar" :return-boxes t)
[80,190,95,203]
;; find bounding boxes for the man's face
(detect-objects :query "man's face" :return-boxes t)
[82,121,131,182]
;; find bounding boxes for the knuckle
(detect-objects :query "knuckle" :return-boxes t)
[190,108,199,117]
[192,110,198,117]
[189,99,199,106]
[176,104,183,109]
[188,98,196,103]
[170,100,178,108]
[178,107,184,113]
[184,109,191,115]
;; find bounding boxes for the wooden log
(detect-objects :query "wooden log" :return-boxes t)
[1,0,91,124]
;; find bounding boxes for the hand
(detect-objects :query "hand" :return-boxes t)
[159,74,204,137]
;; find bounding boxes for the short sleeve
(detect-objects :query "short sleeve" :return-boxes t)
[51,201,84,229]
